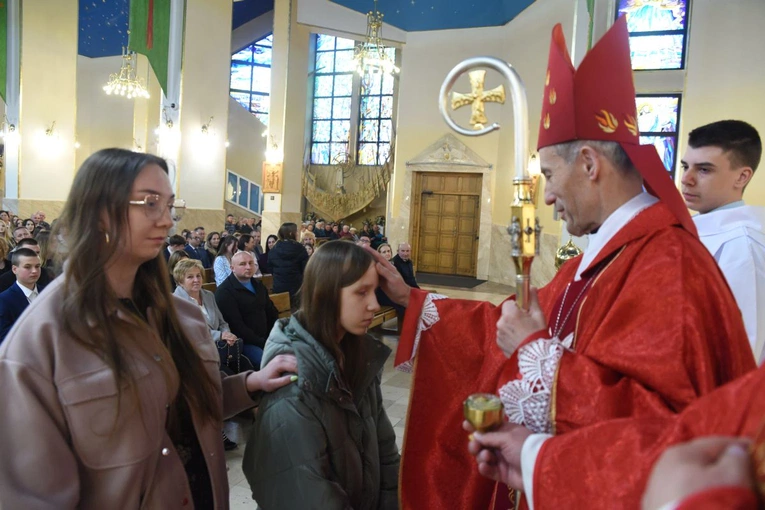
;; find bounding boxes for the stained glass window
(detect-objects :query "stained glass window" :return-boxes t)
[230,34,273,126]
[226,170,263,215]
[617,0,688,70]
[311,35,355,165]
[357,48,396,165]
[310,34,398,166]
[636,94,682,178]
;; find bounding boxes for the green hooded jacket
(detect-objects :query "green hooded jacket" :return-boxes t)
[242,316,400,509]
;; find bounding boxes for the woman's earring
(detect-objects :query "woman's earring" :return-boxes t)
[104,232,110,244]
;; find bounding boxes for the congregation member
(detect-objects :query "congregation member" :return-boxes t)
[214,235,238,286]
[0,149,299,509]
[164,234,187,261]
[173,258,248,451]
[215,251,279,368]
[193,226,207,249]
[377,243,393,261]
[357,235,371,247]
[22,218,35,234]
[680,120,765,362]
[371,18,755,510]
[243,241,399,509]
[0,238,55,292]
[304,244,314,257]
[338,224,354,240]
[0,239,11,276]
[12,225,30,244]
[237,234,257,260]
[314,220,327,237]
[224,213,237,235]
[206,231,221,260]
[252,229,264,258]
[239,217,254,235]
[167,249,190,291]
[391,242,420,289]
[0,210,10,226]
[0,248,44,342]
[185,228,212,269]
[0,221,12,247]
[32,210,51,231]
[258,234,278,274]
[268,222,310,305]
[370,224,387,249]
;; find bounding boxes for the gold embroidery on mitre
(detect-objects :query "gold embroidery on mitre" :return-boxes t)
[549,89,557,105]
[595,109,619,134]
[543,113,551,130]
[545,70,550,86]
[624,114,638,136]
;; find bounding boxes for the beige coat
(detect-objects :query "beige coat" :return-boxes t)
[0,278,258,509]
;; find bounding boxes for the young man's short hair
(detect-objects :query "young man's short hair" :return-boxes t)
[14,238,39,250]
[168,234,186,247]
[688,120,762,172]
[11,248,39,267]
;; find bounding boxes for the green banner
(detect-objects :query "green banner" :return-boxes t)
[586,0,595,50]
[1,1,7,103]
[128,0,171,94]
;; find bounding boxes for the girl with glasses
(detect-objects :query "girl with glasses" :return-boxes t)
[0,148,297,509]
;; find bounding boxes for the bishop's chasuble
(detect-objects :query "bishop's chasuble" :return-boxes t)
[395,201,756,510]
[529,360,765,509]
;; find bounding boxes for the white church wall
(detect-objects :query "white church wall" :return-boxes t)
[388,0,576,285]
[226,97,268,185]
[680,0,765,206]
[75,55,135,171]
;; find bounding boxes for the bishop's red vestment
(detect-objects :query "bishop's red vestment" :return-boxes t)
[529,360,765,509]
[395,202,755,510]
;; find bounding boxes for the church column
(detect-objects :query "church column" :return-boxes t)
[3,0,21,202]
[260,0,310,239]
[172,0,233,233]
[9,0,78,218]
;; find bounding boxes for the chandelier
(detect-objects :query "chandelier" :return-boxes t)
[103,48,150,99]
[353,0,399,88]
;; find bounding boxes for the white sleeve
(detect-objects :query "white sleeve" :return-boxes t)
[520,433,553,510]
[715,236,765,362]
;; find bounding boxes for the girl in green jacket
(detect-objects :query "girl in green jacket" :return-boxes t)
[243,241,400,509]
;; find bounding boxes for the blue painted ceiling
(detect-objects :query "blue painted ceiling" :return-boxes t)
[78,0,273,58]
[329,0,535,31]
[78,0,529,58]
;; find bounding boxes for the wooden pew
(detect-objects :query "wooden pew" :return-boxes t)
[270,292,291,319]
[201,282,217,293]
[257,274,274,293]
[204,267,214,284]
[369,306,398,329]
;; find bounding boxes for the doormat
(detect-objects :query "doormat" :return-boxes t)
[416,273,487,289]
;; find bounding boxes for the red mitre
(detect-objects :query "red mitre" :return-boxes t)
[537,16,696,235]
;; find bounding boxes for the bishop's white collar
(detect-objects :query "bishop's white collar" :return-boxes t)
[575,192,658,281]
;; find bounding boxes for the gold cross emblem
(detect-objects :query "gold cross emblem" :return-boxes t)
[450,70,506,130]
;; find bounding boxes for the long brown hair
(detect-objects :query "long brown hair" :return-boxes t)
[54,148,220,428]
[295,241,372,389]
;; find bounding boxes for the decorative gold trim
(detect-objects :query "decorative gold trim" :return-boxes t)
[548,88,557,105]
[543,113,551,130]
[545,69,550,86]
[624,114,638,136]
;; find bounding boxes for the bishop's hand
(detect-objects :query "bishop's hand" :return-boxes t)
[364,245,411,307]
[641,436,754,510]
[496,286,547,357]
[464,420,531,490]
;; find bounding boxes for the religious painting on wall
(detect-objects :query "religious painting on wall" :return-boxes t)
[262,162,283,193]
[636,94,681,178]
[617,0,689,70]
